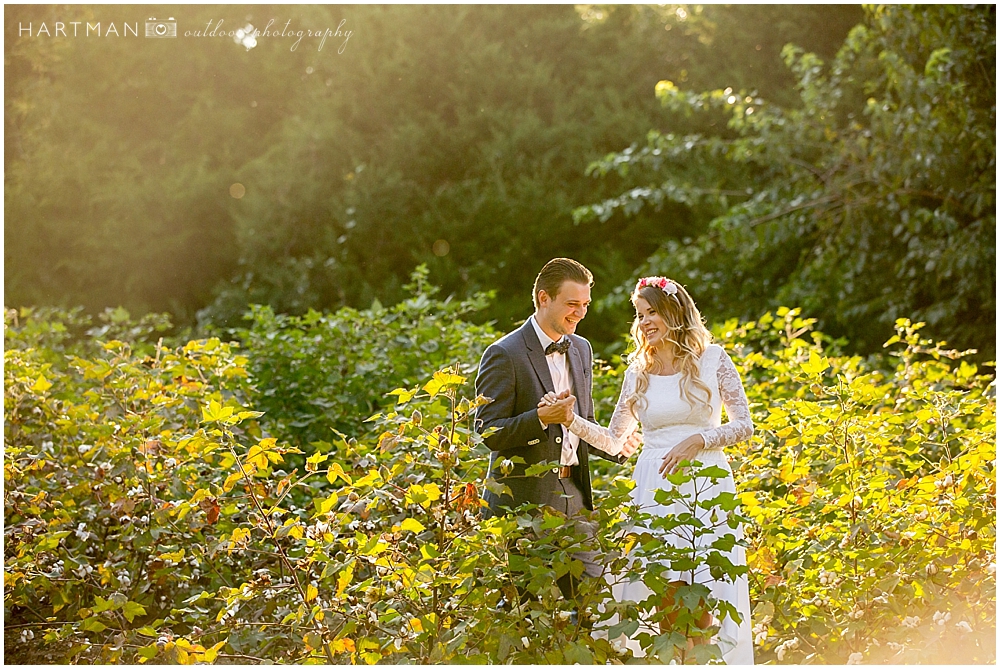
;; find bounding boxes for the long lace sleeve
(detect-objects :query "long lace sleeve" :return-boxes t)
[700,348,754,450]
[567,369,639,455]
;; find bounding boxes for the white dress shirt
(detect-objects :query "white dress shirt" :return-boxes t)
[530,316,580,467]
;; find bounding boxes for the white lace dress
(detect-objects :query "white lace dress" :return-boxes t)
[570,344,754,664]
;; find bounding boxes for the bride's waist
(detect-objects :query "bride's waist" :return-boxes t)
[638,424,723,453]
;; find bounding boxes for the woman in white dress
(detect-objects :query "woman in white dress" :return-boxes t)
[541,276,754,664]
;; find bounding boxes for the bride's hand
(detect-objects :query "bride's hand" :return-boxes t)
[620,431,642,458]
[658,434,706,477]
[537,391,565,408]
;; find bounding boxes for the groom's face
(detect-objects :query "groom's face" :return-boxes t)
[537,280,591,338]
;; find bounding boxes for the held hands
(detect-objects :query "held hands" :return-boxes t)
[658,434,705,477]
[538,392,643,458]
[536,390,576,426]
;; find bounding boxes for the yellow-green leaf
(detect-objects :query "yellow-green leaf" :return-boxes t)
[801,351,829,377]
[388,387,418,404]
[246,445,268,470]
[201,399,235,424]
[159,549,185,564]
[228,527,251,552]
[222,470,245,493]
[203,640,226,663]
[336,563,354,598]
[399,518,426,533]
[314,493,339,516]
[306,452,329,472]
[31,374,53,392]
[353,470,382,489]
[327,462,352,485]
[422,370,466,398]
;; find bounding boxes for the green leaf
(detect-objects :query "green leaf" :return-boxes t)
[137,644,159,661]
[483,478,512,498]
[123,601,147,623]
[81,617,107,633]
[524,461,560,477]
[609,619,640,640]
[36,530,71,551]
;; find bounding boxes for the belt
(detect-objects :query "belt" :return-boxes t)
[558,465,573,479]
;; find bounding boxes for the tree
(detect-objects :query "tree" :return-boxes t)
[577,5,995,356]
[4,4,864,345]
[4,5,326,318]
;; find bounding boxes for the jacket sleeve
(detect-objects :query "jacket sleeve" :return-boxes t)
[475,343,548,453]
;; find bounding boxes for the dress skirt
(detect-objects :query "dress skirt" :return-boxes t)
[611,433,754,664]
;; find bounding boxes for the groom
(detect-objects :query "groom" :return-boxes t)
[475,258,637,589]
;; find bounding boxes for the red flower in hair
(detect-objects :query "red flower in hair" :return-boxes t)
[636,276,678,296]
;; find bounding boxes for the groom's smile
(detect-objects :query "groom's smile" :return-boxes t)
[537,280,591,339]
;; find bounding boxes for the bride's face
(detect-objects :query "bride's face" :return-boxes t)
[634,296,668,346]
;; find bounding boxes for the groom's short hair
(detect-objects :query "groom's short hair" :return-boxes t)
[532,258,594,309]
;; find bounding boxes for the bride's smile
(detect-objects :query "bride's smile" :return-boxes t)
[635,297,666,346]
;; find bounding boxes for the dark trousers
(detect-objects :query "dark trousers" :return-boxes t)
[501,476,603,607]
[552,477,602,600]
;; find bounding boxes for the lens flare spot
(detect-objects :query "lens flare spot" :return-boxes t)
[230,183,246,199]
[432,240,450,257]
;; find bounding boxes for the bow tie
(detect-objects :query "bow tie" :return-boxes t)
[545,338,571,356]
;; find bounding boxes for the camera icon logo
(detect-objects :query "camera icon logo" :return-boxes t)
[145,17,177,38]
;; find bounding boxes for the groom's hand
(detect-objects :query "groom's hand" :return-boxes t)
[537,394,576,427]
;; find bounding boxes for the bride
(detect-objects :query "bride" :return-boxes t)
[541,276,755,664]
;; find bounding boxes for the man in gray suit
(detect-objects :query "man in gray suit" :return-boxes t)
[475,258,638,593]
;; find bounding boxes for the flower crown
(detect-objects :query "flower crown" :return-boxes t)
[636,276,679,297]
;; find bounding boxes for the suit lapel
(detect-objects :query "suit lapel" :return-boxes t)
[567,340,586,407]
[520,321,555,394]
[566,339,588,462]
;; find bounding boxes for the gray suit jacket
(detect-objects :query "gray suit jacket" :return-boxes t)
[475,319,624,517]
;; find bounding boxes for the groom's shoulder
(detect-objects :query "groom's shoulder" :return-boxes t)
[568,333,593,355]
[486,321,530,353]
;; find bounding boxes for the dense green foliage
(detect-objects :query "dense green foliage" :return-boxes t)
[6,4,865,341]
[5,292,994,664]
[230,266,497,447]
[580,5,995,356]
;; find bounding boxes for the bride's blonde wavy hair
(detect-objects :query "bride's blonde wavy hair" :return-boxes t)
[625,278,714,421]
